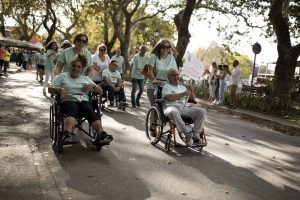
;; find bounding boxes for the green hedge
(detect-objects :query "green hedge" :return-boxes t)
[194,86,300,122]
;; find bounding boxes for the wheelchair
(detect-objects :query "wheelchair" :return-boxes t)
[101,83,128,111]
[49,92,107,153]
[145,82,207,153]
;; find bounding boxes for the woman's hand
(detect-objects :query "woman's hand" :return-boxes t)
[113,86,121,92]
[60,88,69,99]
[152,79,158,85]
[185,88,192,97]
[82,84,95,93]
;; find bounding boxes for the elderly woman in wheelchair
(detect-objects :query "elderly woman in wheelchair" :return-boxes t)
[48,55,113,153]
[145,68,207,152]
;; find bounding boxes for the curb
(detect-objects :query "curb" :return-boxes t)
[197,100,300,136]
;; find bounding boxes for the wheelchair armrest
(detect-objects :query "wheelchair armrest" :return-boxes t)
[154,99,165,104]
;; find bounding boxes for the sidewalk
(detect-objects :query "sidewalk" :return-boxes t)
[197,99,300,136]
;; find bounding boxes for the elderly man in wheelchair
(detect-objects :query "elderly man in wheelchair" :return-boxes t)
[162,68,207,147]
[145,68,206,152]
[48,55,113,153]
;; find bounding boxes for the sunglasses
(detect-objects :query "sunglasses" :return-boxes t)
[76,38,87,44]
[161,45,171,49]
[99,49,106,52]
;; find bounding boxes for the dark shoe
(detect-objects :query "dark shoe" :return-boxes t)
[93,131,113,145]
[193,140,207,147]
[188,99,197,104]
[136,102,140,107]
[62,130,72,141]
[193,137,200,143]
[132,104,136,108]
[109,101,114,106]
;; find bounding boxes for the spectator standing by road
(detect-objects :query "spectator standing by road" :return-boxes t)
[2,46,11,76]
[130,45,150,108]
[226,60,240,109]
[208,62,217,102]
[0,43,4,75]
[216,65,228,106]
[111,48,125,78]
[43,40,58,95]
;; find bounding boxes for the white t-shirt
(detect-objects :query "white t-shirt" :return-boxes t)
[92,54,111,81]
[162,83,187,107]
[229,66,240,85]
[102,68,121,86]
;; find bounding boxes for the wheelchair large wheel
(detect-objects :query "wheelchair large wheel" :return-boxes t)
[145,104,163,145]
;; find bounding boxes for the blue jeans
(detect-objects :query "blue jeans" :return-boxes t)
[131,78,144,106]
[218,79,226,105]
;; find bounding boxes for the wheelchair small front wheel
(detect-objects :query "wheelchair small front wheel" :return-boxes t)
[145,105,163,145]
[165,137,171,153]
[56,132,63,153]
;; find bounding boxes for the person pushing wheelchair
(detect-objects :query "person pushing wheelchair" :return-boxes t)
[162,68,207,147]
[48,55,113,145]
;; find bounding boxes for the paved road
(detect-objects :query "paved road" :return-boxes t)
[0,68,300,200]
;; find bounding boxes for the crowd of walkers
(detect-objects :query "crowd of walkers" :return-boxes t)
[1,32,241,146]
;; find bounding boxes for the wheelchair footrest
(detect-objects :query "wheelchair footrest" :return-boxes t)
[62,141,80,145]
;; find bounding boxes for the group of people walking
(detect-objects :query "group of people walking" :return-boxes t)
[3,31,240,147]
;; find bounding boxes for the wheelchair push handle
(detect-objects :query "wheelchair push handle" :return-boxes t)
[153,79,167,87]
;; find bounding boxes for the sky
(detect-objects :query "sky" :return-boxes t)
[185,16,279,65]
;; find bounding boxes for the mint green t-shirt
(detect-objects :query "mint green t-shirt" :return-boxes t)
[130,53,150,79]
[162,83,187,106]
[52,72,95,102]
[146,54,177,89]
[57,47,92,75]
[102,68,121,86]
[111,55,125,73]
[35,53,46,65]
[45,49,57,71]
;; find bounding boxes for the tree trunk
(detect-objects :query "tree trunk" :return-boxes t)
[0,14,5,37]
[174,0,197,68]
[44,0,57,45]
[273,51,298,100]
[269,0,300,100]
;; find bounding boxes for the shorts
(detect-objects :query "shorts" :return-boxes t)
[37,64,45,70]
[229,85,238,96]
[61,101,99,124]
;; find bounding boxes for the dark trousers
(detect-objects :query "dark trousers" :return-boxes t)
[102,85,126,102]
[3,61,9,73]
[131,78,144,106]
